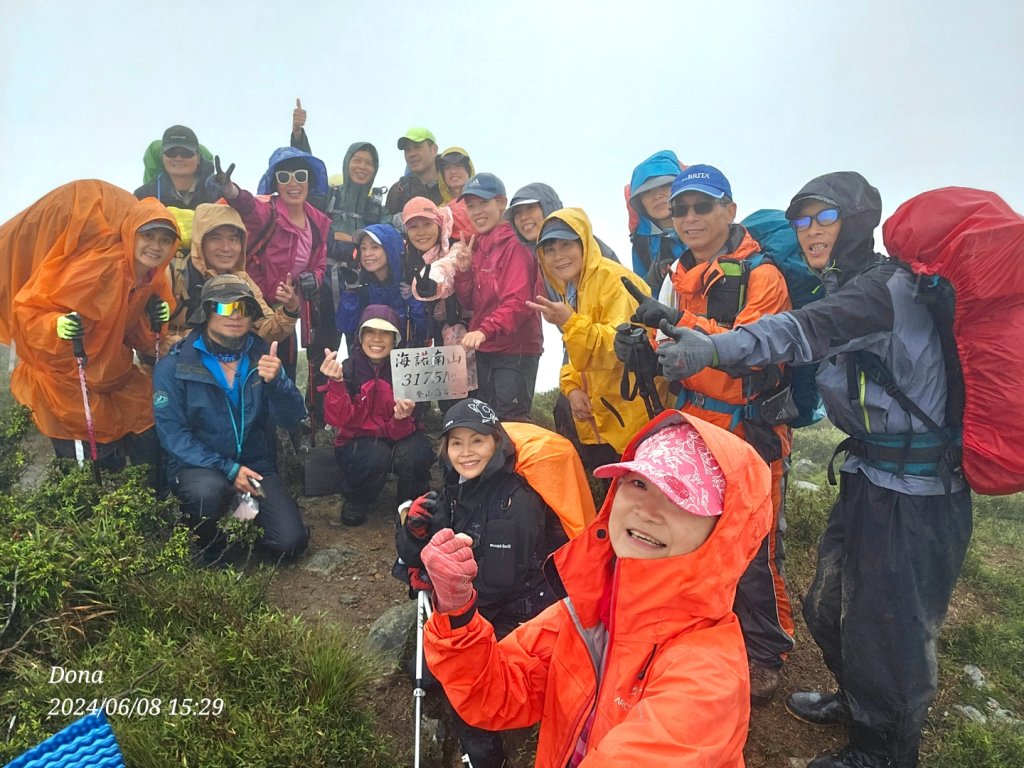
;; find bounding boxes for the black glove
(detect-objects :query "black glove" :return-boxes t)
[621,276,682,329]
[338,264,362,289]
[297,271,319,299]
[412,263,437,298]
[145,294,170,332]
[614,323,649,364]
[206,155,236,198]
[656,320,717,381]
[405,491,439,540]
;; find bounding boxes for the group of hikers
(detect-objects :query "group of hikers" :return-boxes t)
[1,104,1018,768]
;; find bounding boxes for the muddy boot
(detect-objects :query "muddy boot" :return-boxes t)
[786,690,850,726]
[340,498,369,527]
[749,660,783,706]
[808,746,887,768]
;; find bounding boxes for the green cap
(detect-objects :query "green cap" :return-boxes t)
[397,127,437,150]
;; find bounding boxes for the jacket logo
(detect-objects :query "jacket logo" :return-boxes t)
[614,695,632,712]
[153,391,170,409]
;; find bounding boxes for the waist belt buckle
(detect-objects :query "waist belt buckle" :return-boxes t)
[689,392,706,408]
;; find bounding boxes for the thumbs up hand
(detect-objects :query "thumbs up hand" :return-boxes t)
[258,340,283,382]
[292,98,307,138]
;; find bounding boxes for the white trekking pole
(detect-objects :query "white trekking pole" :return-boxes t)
[413,588,433,768]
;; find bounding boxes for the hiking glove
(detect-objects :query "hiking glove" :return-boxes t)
[407,566,432,592]
[405,491,439,540]
[421,528,478,613]
[56,313,84,340]
[657,320,717,381]
[622,277,681,329]
[338,265,361,289]
[206,155,236,198]
[413,263,438,298]
[145,295,170,329]
[297,271,319,300]
[614,323,650,364]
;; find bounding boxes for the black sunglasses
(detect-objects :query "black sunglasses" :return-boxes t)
[671,200,722,217]
[163,147,196,159]
[790,207,840,232]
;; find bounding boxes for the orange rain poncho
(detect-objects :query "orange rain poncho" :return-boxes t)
[0,180,177,442]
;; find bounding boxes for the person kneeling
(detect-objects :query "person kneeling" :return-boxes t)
[321,304,435,527]
[153,275,310,563]
[397,397,567,768]
[419,411,772,767]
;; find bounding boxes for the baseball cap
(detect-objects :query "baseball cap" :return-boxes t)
[785,193,841,221]
[669,164,733,201]
[352,228,383,246]
[397,127,437,150]
[537,219,580,245]
[631,174,677,198]
[441,398,501,436]
[507,197,540,211]
[161,125,199,153]
[594,423,726,517]
[136,219,178,236]
[458,173,506,201]
[188,274,261,324]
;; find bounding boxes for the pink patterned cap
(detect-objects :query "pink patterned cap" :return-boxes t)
[594,423,726,517]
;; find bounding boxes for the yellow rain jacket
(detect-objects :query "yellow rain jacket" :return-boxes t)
[162,203,297,354]
[1,180,176,442]
[539,208,667,453]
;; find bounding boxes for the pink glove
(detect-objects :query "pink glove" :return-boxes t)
[421,529,478,613]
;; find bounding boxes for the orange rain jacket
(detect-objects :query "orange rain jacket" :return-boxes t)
[0,180,176,442]
[664,227,791,441]
[162,203,297,353]
[425,410,773,767]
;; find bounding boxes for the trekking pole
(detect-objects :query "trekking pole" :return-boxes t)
[68,314,101,484]
[149,305,163,364]
[413,588,433,768]
[300,296,317,448]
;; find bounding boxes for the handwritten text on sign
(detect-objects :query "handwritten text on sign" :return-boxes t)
[391,346,471,402]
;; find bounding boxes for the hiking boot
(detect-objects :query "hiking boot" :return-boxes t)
[748,661,782,706]
[340,499,368,527]
[808,745,887,768]
[786,690,850,726]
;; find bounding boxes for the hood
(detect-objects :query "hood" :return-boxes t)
[553,410,772,637]
[402,197,453,263]
[628,150,684,226]
[341,141,380,188]
[787,172,882,285]
[121,197,180,279]
[142,139,214,185]
[504,182,563,242]
[536,207,603,296]
[437,146,476,203]
[190,203,247,276]
[359,223,405,286]
[257,146,329,197]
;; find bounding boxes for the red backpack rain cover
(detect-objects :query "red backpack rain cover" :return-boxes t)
[883,187,1024,495]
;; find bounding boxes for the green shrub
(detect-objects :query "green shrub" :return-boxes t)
[0,413,399,766]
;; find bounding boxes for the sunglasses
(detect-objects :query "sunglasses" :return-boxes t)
[275,169,309,184]
[439,153,469,166]
[210,301,254,318]
[163,148,196,159]
[790,207,840,232]
[671,200,722,217]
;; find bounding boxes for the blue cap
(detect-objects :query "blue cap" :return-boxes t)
[458,173,506,201]
[537,219,579,245]
[669,164,732,201]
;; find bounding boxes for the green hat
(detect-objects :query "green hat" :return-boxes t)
[397,127,437,150]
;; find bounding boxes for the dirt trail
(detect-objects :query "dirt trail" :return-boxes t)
[270,489,845,768]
